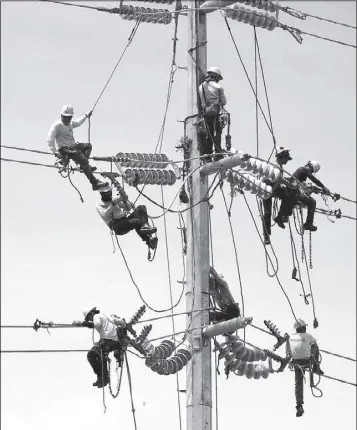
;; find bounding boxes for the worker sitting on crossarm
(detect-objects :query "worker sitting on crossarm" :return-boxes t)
[96,185,158,250]
[47,105,108,191]
[286,318,324,418]
[73,307,129,388]
[199,66,227,161]
[274,160,331,232]
[262,146,293,245]
[209,266,240,323]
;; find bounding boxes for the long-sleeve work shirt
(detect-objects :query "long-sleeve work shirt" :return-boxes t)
[96,196,132,227]
[47,115,88,153]
[199,80,227,110]
[293,166,326,189]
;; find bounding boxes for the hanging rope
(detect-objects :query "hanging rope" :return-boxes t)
[91,19,141,113]
[125,353,138,430]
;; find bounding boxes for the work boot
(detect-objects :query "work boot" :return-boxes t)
[274,215,285,229]
[147,237,158,250]
[93,376,101,387]
[139,223,157,236]
[283,215,289,223]
[96,374,110,389]
[303,222,317,232]
[296,405,304,417]
[92,180,109,191]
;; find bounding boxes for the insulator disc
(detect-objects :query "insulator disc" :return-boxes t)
[125,152,133,167]
[147,154,155,168]
[245,363,255,379]
[154,346,166,359]
[162,170,170,185]
[124,169,135,186]
[157,360,168,375]
[130,153,138,167]
[145,357,158,368]
[171,355,185,372]
[223,334,240,345]
[159,343,172,358]
[168,170,176,185]
[138,169,146,184]
[142,153,150,168]
[161,340,175,355]
[151,360,162,373]
[229,359,241,372]
[160,153,169,168]
[142,169,151,184]
[253,365,263,380]
[116,152,126,165]
[237,360,248,376]
[177,349,192,361]
[132,169,139,185]
[224,353,236,367]
[165,359,176,375]
[150,169,159,184]
[156,170,165,185]
[136,153,144,168]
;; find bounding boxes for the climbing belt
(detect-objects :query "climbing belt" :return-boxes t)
[54,157,84,203]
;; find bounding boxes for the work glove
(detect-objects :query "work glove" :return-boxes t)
[86,110,93,118]
[323,187,331,195]
[54,151,62,159]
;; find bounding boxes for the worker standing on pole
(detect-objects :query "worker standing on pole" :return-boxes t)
[199,67,227,161]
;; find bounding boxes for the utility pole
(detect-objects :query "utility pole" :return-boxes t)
[185,1,211,430]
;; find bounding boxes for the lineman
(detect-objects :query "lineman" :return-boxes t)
[47,105,108,191]
[209,267,240,323]
[275,161,331,232]
[286,318,324,417]
[96,184,158,250]
[262,146,293,245]
[199,67,227,160]
[73,307,128,388]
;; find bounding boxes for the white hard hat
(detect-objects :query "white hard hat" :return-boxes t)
[293,318,308,330]
[276,146,292,160]
[308,160,321,173]
[207,66,223,79]
[82,307,94,319]
[61,105,74,116]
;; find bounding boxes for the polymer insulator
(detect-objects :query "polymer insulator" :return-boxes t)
[200,0,237,12]
[120,5,172,25]
[224,4,279,31]
[234,0,278,13]
[244,158,281,182]
[229,358,271,379]
[141,0,175,4]
[231,171,273,199]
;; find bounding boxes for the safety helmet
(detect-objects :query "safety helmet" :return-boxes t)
[293,318,308,330]
[82,307,96,319]
[207,66,223,80]
[276,146,292,160]
[61,105,74,117]
[307,161,321,173]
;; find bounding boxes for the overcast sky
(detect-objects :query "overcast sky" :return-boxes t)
[1,1,356,430]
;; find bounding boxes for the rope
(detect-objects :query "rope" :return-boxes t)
[242,193,299,323]
[222,15,275,140]
[114,235,184,314]
[125,353,138,430]
[160,187,183,430]
[91,19,141,113]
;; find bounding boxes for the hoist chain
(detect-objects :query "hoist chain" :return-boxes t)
[108,355,125,399]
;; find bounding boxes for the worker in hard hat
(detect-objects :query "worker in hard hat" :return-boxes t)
[72,307,128,388]
[209,266,240,322]
[199,67,227,161]
[47,105,108,191]
[274,160,331,232]
[262,147,293,245]
[286,318,324,417]
[96,185,158,250]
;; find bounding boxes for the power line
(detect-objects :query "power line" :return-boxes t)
[271,2,357,30]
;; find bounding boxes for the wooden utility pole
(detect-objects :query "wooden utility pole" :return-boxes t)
[185,1,211,430]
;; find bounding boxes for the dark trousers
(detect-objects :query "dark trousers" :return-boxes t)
[59,142,96,184]
[202,115,222,156]
[110,205,151,244]
[279,192,316,224]
[87,339,123,379]
[292,348,320,406]
[262,197,272,240]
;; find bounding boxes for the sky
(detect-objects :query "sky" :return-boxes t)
[1,1,356,429]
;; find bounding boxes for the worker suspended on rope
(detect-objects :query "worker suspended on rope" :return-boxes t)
[47,105,108,191]
[96,184,158,250]
[275,161,331,232]
[286,318,324,418]
[198,66,227,161]
[262,146,293,245]
[72,307,130,388]
[209,266,240,323]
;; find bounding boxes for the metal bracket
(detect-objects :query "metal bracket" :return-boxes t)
[193,335,201,351]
